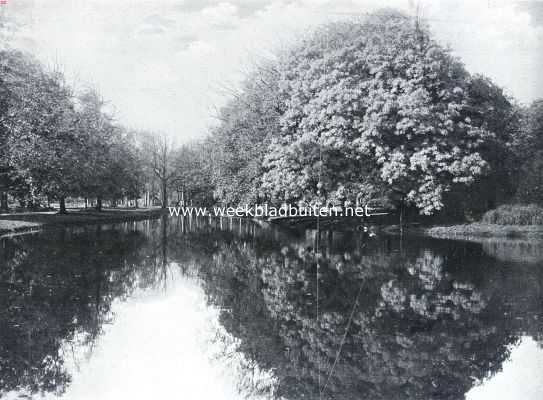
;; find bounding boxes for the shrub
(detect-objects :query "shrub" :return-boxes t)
[481,204,543,225]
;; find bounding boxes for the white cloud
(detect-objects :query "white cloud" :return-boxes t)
[191,2,242,31]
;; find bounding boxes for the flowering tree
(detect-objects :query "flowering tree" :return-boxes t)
[209,61,283,206]
[262,12,499,215]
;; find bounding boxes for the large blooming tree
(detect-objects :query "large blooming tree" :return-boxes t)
[262,12,505,215]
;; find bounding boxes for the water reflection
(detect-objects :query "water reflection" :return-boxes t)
[42,269,275,400]
[0,216,542,399]
[466,336,543,400]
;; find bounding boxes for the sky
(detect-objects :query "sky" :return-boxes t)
[1,0,542,142]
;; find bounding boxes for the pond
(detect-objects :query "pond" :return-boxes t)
[0,216,542,400]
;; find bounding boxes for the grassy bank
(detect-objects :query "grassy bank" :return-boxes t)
[0,208,165,236]
[481,204,543,225]
[377,205,543,240]
[421,205,543,239]
[422,223,543,239]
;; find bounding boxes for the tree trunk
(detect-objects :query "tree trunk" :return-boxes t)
[96,197,102,212]
[161,180,167,209]
[85,197,88,209]
[59,196,67,214]
[0,192,8,213]
[399,199,404,235]
[161,215,168,268]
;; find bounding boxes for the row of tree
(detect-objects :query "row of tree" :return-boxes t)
[0,49,138,211]
[0,48,215,212]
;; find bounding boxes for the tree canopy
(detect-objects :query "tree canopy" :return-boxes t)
[0,49,147,211]
[206,11,526,217]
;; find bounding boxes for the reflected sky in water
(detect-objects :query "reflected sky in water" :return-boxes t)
[467,337,543,400]
[0,216,542,399]
[42,269,274,400]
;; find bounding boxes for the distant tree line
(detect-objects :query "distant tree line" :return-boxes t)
[0,49,214,212]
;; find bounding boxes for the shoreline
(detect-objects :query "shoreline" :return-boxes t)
[410,223,543,240]
[0,208,165,237]
[3,210,543,241]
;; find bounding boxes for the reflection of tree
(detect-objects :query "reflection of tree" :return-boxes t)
[481,239,543,264]
[173,219,543,400]
[2,216,542,399]
[0,220,166,396]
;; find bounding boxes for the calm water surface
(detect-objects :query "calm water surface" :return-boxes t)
[0,216,542,400]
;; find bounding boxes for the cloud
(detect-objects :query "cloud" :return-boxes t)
[198,2,241,30]
[180,40,215,56]
[231,0,273,17]
[0,0,33,45]
[135,14,177,37]
[143,14,176,29]
[1,0,34,13]
[136,25,167,36]
[173,33,215,56]
[175,33,200,51]
[516,1,543,27]
[176,0,217,13]
[177,0,273,18]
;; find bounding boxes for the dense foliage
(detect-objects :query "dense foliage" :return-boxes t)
[0,49,148,211]
[208,11,541,220]
[513,100,543,206]
[208,61,282,205]
[266,15,494,214]
[3,10,543,220]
